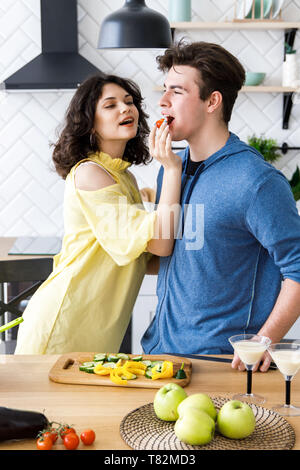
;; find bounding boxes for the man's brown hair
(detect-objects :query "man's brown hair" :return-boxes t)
[157,41,245,124]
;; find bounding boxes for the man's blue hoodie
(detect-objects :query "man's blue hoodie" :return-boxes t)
[141,133,300,354]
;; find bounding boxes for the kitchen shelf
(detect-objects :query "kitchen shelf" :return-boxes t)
[243,86,300,92]
[170,21,300,30]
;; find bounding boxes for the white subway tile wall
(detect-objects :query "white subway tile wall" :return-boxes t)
[0,0,300,236]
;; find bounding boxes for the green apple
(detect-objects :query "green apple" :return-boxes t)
[177,393,217,421]
[174,407,215,445]
[153,383,187,421]
[217,400,256,439]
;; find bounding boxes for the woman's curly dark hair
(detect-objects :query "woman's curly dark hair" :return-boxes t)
[52,74,151,179]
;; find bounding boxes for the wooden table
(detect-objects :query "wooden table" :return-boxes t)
[0,354,299,451]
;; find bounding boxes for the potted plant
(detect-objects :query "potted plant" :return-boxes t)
[247,135,281,164]
[248,135,300,203]
[289,166,300,201]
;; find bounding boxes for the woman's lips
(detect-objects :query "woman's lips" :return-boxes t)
[119,118,135,127]
[120,122,134,127]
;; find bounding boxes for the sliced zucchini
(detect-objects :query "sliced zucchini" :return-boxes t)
[91,360,104,366]
[141,360,152,368]
[121,374,137,380]
[93,353,106,362]
[145,369,153,379]
[107,354,120,363]
[79,365,95,373]
[151,361,163,371]
[102,362,116,369]
[81,361,96,368]
[116,353,130,360]
[132,355,143,361]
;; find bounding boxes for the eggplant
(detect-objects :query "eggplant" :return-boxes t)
[0,407,49,441]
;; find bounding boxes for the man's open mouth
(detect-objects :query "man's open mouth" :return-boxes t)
[165,115,174,125]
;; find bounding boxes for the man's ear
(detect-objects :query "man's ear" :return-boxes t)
[207,91,223,114]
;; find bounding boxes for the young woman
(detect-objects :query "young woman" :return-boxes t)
[15,74,182,354]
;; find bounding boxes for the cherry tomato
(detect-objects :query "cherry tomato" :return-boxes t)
[80,429,96,446]
[156,118,164,128]
[43,430,58,443]
[50,430,59,443]
[63,432,80,450]
[60,426,76,439]
[36,436,53,450]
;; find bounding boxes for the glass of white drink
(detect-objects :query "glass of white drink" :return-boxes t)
[229,333,271,404]
[268,342,300,416]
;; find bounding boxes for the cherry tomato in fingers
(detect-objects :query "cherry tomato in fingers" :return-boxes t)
[63,432,80,450]
[36,436,53,450]
[80,429,96,446]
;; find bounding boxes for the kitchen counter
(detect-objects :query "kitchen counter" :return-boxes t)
[0,354,300,451]
[0,237,55,260]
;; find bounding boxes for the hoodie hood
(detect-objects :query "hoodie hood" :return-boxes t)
[3,0,102,91]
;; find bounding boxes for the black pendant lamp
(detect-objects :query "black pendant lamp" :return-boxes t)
[98,0,172,49]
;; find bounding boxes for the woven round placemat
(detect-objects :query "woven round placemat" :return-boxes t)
[120,396,295,450]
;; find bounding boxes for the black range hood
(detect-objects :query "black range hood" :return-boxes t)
[3,0,102,91]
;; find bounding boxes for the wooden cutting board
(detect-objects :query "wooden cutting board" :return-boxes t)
[48,352,192,388]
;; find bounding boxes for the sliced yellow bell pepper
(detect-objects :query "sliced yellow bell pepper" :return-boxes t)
[94,369,111,376]
[110,367,128,385]
[120,368,136,380]
[152,361,174,380]
[123,361,147,370]
[126,368,145,376]
[94,358,174,385]
[122,361,146,376]
[94,363,113,375]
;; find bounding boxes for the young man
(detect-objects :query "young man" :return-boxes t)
[141,41,300,372]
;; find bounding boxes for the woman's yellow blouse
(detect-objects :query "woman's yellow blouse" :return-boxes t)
[15,152,156,354]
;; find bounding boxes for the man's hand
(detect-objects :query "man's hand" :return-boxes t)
[231,350,273,372]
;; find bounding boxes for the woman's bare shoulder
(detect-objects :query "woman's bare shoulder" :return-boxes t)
[74,161,116,191]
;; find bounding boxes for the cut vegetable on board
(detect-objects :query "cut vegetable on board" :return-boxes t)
[49,353,192,388]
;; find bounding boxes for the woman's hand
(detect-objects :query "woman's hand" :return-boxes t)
[149,121,182,170]
[146,121,182,257]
